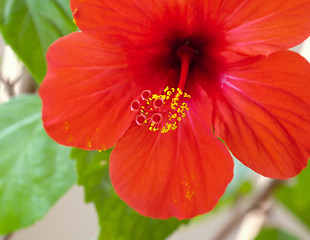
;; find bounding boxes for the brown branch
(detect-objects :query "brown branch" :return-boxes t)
[3,233,13,240]
[0,72,22,97]
[0,68,35,98]
[213,179,283,240]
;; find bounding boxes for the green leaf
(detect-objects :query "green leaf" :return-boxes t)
[72,149,187,240]
[0,95,76,234]
[0,0,77,83]
[276,162,310,229]
[255,228,298,240]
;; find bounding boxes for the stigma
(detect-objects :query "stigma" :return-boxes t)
[130,87,191,133]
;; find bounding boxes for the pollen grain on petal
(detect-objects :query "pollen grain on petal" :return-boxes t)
[130,87,191,133]
[67,135,73,143]
[72,8,79,25]
[73,8,79,16]
[64,121,70,131]
[185,190,195,200]
[86,137,92,148]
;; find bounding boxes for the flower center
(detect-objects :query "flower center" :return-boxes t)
[131,87,191,133]
[130,42,194,133]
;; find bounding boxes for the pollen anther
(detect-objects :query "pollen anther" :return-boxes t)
[130,87,191,133]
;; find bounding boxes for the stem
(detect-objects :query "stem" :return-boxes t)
[214,179,282,240]
[0,72,22,97]
[3,233,13,240]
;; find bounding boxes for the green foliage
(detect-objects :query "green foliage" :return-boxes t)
[0,95,76,234]
[237,181,252,196]
[276,163,310,228]
[0,0,77,83]
[72,148,187,240]
[255,228,298,240]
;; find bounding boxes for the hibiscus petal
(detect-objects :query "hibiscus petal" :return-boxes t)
[72,0,310,56]
[213,51,310,179]
[70,0,218,47]
[39,32,138,150]
[222,0,310,55]
[110,111,233,219]
[70,0,162,33]
[70,0,203,32]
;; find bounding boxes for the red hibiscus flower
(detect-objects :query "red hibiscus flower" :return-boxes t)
[39,0,310,219]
